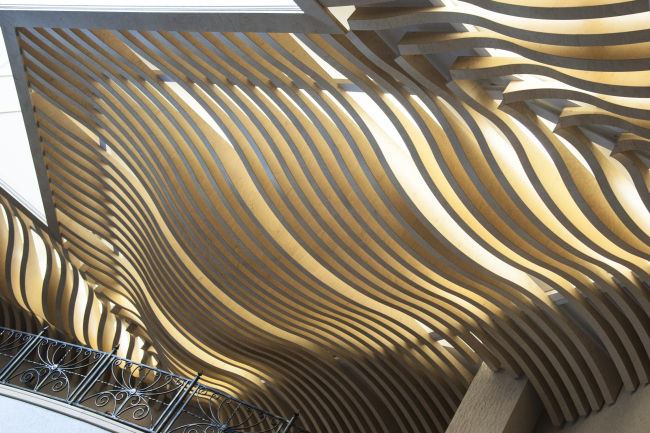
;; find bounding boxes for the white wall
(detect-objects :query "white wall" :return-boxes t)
[0,31,45,221]
[0,394,109,433]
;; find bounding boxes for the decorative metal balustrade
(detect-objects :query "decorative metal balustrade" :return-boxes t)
[0,327,309,433]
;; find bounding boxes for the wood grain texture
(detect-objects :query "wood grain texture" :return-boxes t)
[2,1,650,431]
[0,195,155,364]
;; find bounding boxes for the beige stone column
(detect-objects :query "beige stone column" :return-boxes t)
[446,363,543,433]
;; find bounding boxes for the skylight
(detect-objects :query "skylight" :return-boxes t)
[0,0,301,12]
[0,31,46,222]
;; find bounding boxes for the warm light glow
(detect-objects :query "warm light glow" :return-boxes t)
[291,34,346,80]
[538,117,594,176]
[30,229,47,278]
[346,90,411,155]
[299,89,333,123]
[0,204,7,231]
[136,336,144,360]
[410,93,442,127]
[165,81,234,147]
[14,216,23,242]
[510,117,553,162]
[415,319,434,334]
[53,249,60,269]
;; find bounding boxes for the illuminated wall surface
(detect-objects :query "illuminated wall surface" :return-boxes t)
[0,395,110,433]
[0,30,45,221]
[3,0,650,432]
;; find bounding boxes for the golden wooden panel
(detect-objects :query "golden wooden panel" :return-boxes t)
[0,195,154,364]
[2,1,650,431]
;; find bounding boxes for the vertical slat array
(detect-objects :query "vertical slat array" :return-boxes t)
[3,1,650,429]
[0,194,157,365]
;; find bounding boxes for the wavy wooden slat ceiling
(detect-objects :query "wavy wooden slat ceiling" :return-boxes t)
[4,0,650,431]
[0,193,158,364]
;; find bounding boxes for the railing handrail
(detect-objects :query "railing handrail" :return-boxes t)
[0,326,308,433]
[13,330,187,383]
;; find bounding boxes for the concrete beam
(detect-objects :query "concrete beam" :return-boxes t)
[0,3,343,34]
[446,364,543,433]
[1,26,60,239]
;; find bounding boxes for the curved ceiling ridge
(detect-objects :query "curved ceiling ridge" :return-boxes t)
[2,1,650,431]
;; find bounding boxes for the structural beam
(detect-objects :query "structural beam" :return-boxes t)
[446,364,542,433]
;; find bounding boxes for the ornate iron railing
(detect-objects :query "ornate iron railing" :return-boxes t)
[0,327,310,433]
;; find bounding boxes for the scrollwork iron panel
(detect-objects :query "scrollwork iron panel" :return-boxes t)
[0,328,32,372]
[4,337,103,401]
[0,327,310,433]
[76,358,191,431]
[167,385,288,433]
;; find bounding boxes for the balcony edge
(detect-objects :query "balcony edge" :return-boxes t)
[0,384,142,433]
